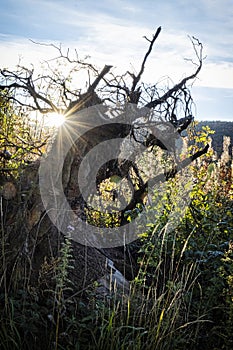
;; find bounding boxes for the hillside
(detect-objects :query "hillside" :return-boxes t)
[195,120,233,156]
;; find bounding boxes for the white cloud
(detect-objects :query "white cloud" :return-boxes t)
[0,35,59,69]
[197,61,233,89]
[1,0,233,92]
[1,27,233,92]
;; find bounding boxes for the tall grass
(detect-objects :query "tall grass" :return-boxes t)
[0,130,232,349]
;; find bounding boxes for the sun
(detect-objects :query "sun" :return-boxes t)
[44,112,66,128]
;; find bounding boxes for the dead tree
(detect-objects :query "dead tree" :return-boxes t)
[0,27,208,291]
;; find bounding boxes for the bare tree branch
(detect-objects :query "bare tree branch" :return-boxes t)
[120,144,209,222]
[145,37,203,110]
[88,65,113,92]
[131,26,162,92]
[0,68,59,113]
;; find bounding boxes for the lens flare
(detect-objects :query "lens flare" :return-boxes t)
[44,112,65,127]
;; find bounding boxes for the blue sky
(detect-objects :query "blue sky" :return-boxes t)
[0,0,233,121]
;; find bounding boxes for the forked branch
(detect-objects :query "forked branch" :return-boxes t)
[131,26,162,92]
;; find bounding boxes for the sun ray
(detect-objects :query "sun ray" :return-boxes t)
[44,112,66,127]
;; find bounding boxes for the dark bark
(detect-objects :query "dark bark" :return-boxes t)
[0,29,208,295]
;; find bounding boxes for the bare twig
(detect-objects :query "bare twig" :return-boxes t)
[145,36,203,110]
[131,26,162,92]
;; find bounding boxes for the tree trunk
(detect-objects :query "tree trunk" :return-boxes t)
[2,97,137,294]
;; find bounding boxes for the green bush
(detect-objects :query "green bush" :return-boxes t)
[0,118,233,349]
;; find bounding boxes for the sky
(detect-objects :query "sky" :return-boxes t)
[0,0,233,121]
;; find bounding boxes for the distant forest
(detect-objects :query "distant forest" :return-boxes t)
[196,121,233,156]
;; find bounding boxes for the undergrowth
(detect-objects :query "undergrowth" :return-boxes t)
[0,122,233,349]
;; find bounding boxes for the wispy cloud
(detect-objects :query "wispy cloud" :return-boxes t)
[192,85,233,121]
[0,0,232,120]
